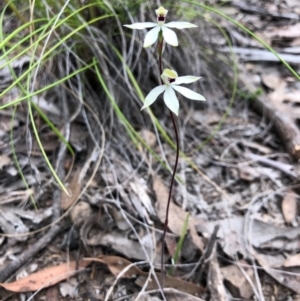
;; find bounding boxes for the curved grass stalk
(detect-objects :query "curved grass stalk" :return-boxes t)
[1,34,75,198]
[0,20,49,58]
[26,96,70,195]
[0,3,102,195]
[0,12,113,98]
[31,104,74,155]
[0,61,96,110]
[0,2,103,62]
[0,22,51,63]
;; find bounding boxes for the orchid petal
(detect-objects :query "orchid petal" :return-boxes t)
[161,26,178,46]
[171,85,206,101]
[141,85,167,110]
[143,26,161,48]
[174,76,201,85]
[164,21,197,29]
[124,22,157,29]
[164,87,179,115]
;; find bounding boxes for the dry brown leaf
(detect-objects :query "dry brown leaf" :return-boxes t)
[281,190,298,224]
[91,255,144,278]
[256,253,300,294]
[0,154,11,170]
[139,273,203,296]
[153,177,204,252]
[61,169,81,210]
[87,255,204,295]
[262,73,281,89]
[87,230,161,264]
[0,260,89,293]
[283,253,300,268]
[165,235,177,258]
[164,289,206,301]
[46,285,60,301]
[221,261,254,299]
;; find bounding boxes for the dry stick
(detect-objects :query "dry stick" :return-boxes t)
[0,224,61,283]
[157,34,180,287]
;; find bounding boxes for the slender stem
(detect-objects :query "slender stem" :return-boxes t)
[158,39,163,75]
[161,111,179,279]
[157,33,180,288]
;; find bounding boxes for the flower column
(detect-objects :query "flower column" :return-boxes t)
[124,6,206,285]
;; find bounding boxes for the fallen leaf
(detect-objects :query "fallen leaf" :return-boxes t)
[87,230,161,264]
[255,253,300,294]
[196,216,245,258]
[283,253,300,268]
[281,190,298,224]
[153,176,204,252]
[250,219,300,251]
[262,73,281,89]
[197,217,300,259]
[163,289,206,301]
[0,154,11,170]
[221,261,254,299]
[85,255,204,295]
[0,260,89,292]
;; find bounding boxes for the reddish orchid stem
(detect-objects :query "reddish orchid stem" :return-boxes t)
[158,36,180,287]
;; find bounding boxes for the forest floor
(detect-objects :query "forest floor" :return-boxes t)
[0,1,300,300]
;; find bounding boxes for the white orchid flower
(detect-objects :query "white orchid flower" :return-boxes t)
[124,6,197,48]
[141,69,206,116]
